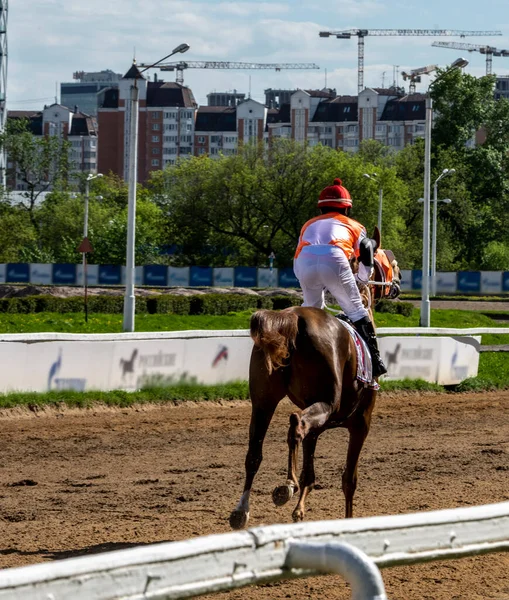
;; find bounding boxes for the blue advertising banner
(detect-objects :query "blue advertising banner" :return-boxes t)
[457,271,481,293]
[6,263,29,283]
[98,265,121,285]
[143,265,168,286]
[411,269,422,291]
[234,267,257,288]
[52,264,77,285]
[278,267,300,288]
[503,272,509,292]
[190,266,213,287]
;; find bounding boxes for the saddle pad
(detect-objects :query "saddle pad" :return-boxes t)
[338,320,380,390]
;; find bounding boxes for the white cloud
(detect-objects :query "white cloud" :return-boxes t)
[7,0,509,111]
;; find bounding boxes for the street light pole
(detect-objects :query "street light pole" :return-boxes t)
[431,169,455,296]
[82,173,103,286]
[122,43,190,333]
[419,57,468,327]
[363,172,383,233]
[420,95,432,327]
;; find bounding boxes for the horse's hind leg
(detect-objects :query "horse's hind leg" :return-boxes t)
[273,401,332,509]
[342,395,375,518]
[292,430,320,522]
[229,401,278,530]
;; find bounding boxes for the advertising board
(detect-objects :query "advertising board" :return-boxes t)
[234,267,257,288]
[278,268,299,288]
[435,272,457,294]
[481,271,503,294]
[143,265,168,286]
[190,266,213,287]
[457,271,481,293]
[30,263,52,285]
[6,263,29,283]
[52,264,77,285]
[168,267,190,287]
[98,265,121,285]
[258,268,278,288]
[213,268,234,287]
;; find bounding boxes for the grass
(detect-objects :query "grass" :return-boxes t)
[0,382,250,410]
[0,311,254,334]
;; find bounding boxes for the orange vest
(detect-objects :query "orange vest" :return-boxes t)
[294,213,366,259]
[374,249,394,283]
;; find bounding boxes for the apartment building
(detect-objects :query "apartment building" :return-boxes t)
[195,87,426,159]
[6,104,98,191]
[61,69,122,116]
[97,63,197,183]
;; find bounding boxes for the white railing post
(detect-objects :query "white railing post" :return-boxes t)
[286,541,387,600]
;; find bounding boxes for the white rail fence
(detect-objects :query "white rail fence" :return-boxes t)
[0,502,508,599]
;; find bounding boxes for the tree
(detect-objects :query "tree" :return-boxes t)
[150,140,411,267]
[0,118,71,231]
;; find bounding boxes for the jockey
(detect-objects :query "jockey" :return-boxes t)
[293,178,387,377]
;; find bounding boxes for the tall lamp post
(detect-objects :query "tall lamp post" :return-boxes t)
[431,168,455,296]
[123,42,190,333]
[363,172,383,233]
[420,57,468,327]
[83,173,103,279]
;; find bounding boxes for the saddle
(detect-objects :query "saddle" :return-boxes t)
[336,314,379,390]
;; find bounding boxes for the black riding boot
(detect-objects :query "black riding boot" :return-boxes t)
[353,316,387,378]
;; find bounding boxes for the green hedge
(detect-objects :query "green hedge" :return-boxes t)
[375,298,414,317]
[0,293,300,316]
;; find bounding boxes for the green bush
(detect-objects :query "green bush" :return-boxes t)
[271,295,303,310]
[375,299,414,317]
[0,292,284,316]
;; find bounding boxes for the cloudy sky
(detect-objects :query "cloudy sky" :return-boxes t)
[8,0,509,110]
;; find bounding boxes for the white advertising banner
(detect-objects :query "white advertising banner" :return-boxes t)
[0,334,479,394]
[29,263,52,285]
[0,342,113,393]
[380,335,480,385]
[77,264,99,286]
[0,343,28,392]
[121,266,143,286]
[258,268,278,288]
[213,268,234,287]
[399,270,412,291]
[168,267,190,287]
[0,264,5,284]
[435,272,457,294]
[481,271,502,294]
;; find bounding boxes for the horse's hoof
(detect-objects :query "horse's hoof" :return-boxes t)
[272,484,294,506]
[292,509,305,522]
[229,509,249,530]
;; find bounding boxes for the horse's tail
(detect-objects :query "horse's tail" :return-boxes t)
[250,309,299,374]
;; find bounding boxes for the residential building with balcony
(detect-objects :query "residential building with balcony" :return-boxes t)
[97,64,197,183]
[6,104,98,192]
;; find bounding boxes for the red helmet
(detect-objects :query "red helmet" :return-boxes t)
[317,178,352,210]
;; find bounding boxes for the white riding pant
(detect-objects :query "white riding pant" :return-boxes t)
[293,246,369,322]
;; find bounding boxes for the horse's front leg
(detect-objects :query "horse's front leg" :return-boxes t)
[342,392,375,518]
[229,402,278,530]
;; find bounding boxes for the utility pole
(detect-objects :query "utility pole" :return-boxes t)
[0,1,7,189]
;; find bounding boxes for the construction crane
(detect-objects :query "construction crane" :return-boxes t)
[136,61,320,85]
[432,41,509,75]
[401,64,438,93]
[319,29,502,93]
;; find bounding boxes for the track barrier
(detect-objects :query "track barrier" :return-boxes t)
[0,502,507,599]
[0,327,504,392]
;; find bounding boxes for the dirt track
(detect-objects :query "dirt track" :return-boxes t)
[1,392,508,599]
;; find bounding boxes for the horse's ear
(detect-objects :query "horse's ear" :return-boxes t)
[372,226,381,250]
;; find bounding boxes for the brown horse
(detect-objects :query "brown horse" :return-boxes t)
[229,238,400,530]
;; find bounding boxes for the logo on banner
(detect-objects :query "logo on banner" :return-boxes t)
[48,349,86,391]
[385,343,401,371]
[450,348,468,381]
[118,348,178,387]
[212,345,229,367]
[120,348,139,381]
